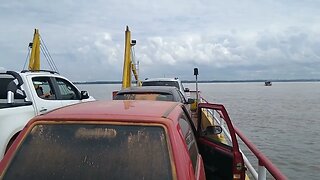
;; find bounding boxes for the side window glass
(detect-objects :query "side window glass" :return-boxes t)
[178,115,199,174]
[200,108,233,148]
[56,78,79,100]
[32,77,56,100]
[180,82,185,92]
[173,82,180,89]
[177,91,186,103]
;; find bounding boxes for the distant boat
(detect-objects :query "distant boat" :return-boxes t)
[265,81,272,86]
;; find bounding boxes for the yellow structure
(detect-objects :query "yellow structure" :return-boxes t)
[28,29,41,71]
[121,26,141,89]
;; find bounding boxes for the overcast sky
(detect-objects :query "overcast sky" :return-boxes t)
[1,0,320,81]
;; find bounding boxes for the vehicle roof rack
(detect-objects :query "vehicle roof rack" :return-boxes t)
[21,70,59,74]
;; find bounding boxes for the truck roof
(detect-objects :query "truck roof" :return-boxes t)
[33,100,181,123]
[143,77,180,82]
[1,70,67,81]
[20,70,59,75]
[115,86,185,103]
[142,77,186,98]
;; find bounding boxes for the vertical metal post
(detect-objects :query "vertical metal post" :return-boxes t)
[7,91,14,103]
[196,75,198,100]
[194,68,199,102]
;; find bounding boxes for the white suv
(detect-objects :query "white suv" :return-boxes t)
[142,78,189,97]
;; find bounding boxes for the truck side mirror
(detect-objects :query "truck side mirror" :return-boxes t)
[202,125,222,136]
[80,91,89,99]
[184,88,190,92]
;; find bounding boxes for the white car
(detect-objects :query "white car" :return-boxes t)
[142,77,189,98]
[0,70,94,159]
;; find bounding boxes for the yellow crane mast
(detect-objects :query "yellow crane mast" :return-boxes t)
[122,26,141,89]
[28,29,41,71]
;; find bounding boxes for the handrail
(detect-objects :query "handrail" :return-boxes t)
[234,126,287,180]
[196,94,287,180]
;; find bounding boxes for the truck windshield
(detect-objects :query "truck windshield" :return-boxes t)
[142,81,179,89]
[3,123,173,180]
[115,93,174,101]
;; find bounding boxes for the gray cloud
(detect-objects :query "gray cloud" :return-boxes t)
[0,0,320,81]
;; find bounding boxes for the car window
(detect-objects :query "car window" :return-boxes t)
[3,123,173,180]
[179,115,199,174]
[55,78,79,100]
[200,108,233,148]
[32,77,56,100]
[176,90,186,103]
[142,81,180,89]
[115,93,174,101]
[180,82,185,92]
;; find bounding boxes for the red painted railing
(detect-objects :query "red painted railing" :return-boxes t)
[233,126,287,180]
[212,106,287,179]
[191,91,287,180]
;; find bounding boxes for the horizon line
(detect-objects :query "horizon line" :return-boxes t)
[73,79,320,84]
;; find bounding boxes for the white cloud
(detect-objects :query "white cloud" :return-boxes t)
[0,0,320,80]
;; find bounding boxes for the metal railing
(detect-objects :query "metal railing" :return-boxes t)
[199,96,287,180]
[234,126,287,180]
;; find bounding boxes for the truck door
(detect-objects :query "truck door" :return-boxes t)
[196,103,245,180]
[31,77,63,115]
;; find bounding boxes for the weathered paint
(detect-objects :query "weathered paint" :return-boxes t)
[0,100,204,180]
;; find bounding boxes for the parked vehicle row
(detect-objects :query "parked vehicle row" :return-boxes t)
[0,100,246,180]
[1,74,247,179]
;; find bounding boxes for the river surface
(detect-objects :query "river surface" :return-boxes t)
[78,82,320,180]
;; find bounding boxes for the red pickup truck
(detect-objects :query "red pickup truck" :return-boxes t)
[0,100,245,180]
